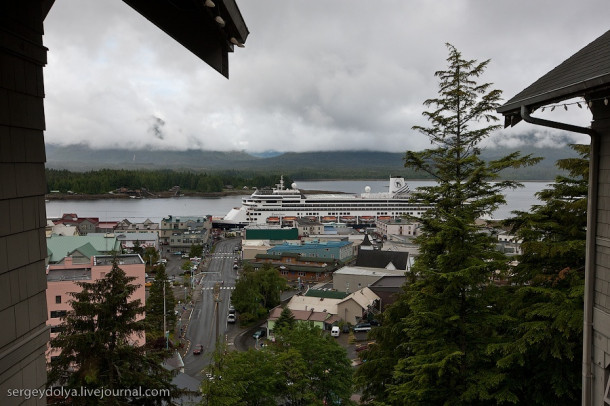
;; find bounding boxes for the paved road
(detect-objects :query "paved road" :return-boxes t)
[183,238,241,377]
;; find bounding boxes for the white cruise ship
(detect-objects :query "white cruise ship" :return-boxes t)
[215,176,432,228]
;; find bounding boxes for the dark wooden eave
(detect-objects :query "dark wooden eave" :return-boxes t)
[122,0,249,78]
[497,29,610,127]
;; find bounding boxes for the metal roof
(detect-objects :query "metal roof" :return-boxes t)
[304,289,349,300]
[497,29,610,126]
[47,235,119,262]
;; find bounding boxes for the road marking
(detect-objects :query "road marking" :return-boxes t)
[201,286,235,290]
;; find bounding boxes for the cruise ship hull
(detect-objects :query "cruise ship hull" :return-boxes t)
[213,177,431,228]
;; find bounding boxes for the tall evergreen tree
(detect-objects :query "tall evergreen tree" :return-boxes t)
[273,306,297,332]
[145,265,176,343]
[360,44,539,405]
[141,246,159,270]
[189,244,204,258]
[491,144,588,404]
[47,260,177,405]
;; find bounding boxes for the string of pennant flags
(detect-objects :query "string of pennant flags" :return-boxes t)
[533,96,609,113]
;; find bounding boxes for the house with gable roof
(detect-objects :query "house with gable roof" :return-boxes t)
[280,287,380,327]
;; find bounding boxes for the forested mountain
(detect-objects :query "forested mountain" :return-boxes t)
[46,143,581,180]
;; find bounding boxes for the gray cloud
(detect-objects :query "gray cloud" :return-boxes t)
[42,0,610,153]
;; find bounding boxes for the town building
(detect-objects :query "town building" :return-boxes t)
[281,287,380,326]
[160,215,211,253]
[333,266,407,294]
[375,218,420,238]
[367,276,407,311]
[242,240,275,261]
[46,234,121,264]
[244,226,298,241]
[355,248,410,271]
[267,240,355,263]
[251,252,339,283]
[45,220,79,237]
[52,213,100,235]
[46,254,146,362]
[267,306,339,339]
[295,217,324,237]
[114,218,160,235]
[115,232,159,253]
[495,231,523,256]
[96,221,118,234]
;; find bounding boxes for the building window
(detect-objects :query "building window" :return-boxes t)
[55,295,61,304]
[50,310,67,318]
[50,326,65,334]
[298,272,306,277]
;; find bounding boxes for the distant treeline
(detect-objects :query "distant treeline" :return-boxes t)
[45,169,293,194]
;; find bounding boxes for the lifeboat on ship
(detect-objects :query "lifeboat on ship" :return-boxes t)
[266,216,280,224]
[321,216,337,223]
[378,216,392,221]
[360,216,375,223]
[340,216,356,223]
[282,216,298,225]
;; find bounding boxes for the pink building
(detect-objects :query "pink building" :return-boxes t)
[46,254,146,362]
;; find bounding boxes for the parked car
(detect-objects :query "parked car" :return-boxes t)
[228,305,236,314]
[369,319,381,326]
[193,344,203,355]
[330,326,340,337]
[355,343,369,352]
[353,322,372,332]
[355,341,376,352]
[252,329,266,340]
[227,314,236,323]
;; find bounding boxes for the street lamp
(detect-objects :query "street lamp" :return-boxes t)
[163,280,167,349]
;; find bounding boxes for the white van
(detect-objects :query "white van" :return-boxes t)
[330,326,340,337]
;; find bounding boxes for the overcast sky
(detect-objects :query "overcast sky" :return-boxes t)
[42,0,609,153]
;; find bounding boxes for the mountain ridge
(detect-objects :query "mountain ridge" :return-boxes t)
[45,144,580,180]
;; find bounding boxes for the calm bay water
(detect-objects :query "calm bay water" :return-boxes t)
[45,180,550,223]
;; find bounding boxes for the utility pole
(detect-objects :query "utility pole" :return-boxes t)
[163,279,168,350]
[213,282,221,343]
